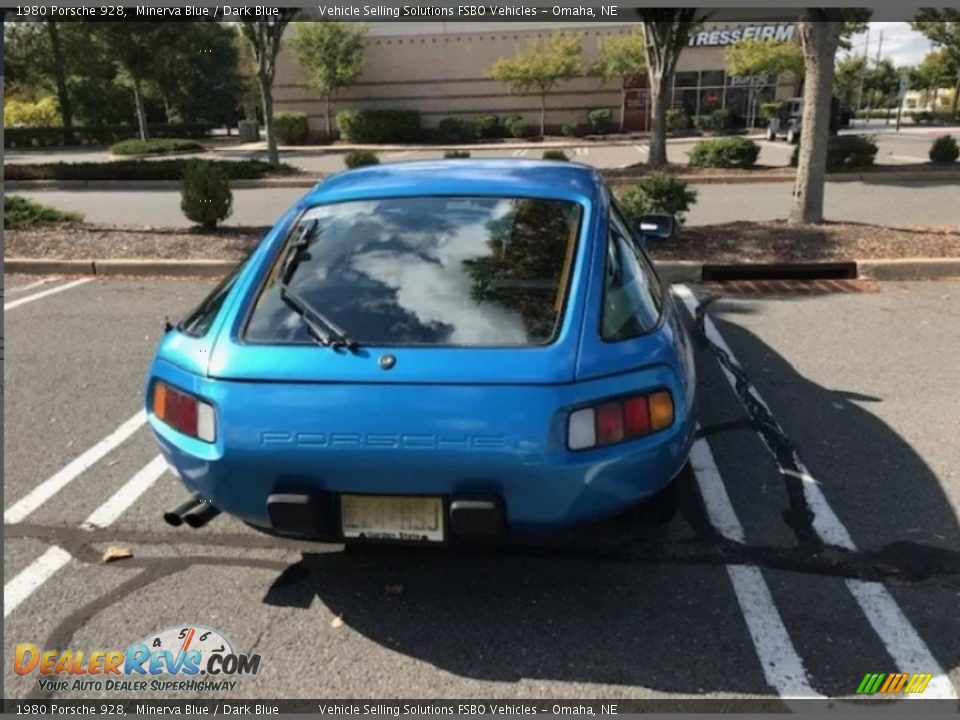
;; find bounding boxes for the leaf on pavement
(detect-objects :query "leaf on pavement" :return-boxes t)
[101,546,133,564]
[331,615,344,629]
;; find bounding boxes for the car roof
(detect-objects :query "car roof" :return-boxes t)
[303,159,605,206]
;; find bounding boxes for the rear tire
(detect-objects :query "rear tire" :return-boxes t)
[766,127,776,141]
[786,128,798,144]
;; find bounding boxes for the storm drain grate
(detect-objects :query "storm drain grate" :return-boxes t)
[701,261,858,282]
[705,279,880,295]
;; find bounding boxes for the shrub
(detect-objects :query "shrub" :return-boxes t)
[508,121,537,139]
[273,112,310,145]
[929,135,959,164]
[503,115,526,135]
[542,149,569,161]
[444,150,471,159]
[666,109,690,134]
[4,195,83,229]
[437,117,480,143]
[710,109,734,132]
[688,137,760,169]
[180,160,232,230]
[110,138,205,156]
[335,109,421,143]
[587,108,615,135]
[477,115,505,139]
[790,135,878,171]
[5,159,298,182]
[344,149,380,168]
[562,122,590,138]
[4,97,61,128]
[617,173,698,224]
[3,122,213,149]
[759,101,785,123]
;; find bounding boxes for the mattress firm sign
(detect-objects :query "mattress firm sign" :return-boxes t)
[689,24,796,47]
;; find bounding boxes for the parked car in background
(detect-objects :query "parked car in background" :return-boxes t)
[767,96,843,143]
[147,160,697,545]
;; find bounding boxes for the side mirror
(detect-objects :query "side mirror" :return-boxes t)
[636,213,676,240]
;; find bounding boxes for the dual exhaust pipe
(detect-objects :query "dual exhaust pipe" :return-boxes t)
[163,493,221,528]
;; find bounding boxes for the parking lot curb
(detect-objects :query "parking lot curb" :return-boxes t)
[856,258,960,280]
[8,257,960,282]
[5,258,96,275]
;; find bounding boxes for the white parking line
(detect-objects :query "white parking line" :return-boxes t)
[4,454,168,617]
[634,144,648,156]
[5,277,54,295]
[4,410,147,524]
[690,438,821,698]
[4,278,93,311]
[674,284,959,701]
[83,455,167,529]
[4,547,72,618]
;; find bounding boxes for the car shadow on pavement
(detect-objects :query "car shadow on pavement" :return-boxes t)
[257,306,959,697]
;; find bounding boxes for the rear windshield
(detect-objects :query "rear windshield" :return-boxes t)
[244,196,584,347]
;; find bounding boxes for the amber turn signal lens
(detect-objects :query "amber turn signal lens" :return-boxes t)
[648,391,674,431]
[152,381,168,419]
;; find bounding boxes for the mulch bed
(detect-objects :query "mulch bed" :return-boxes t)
[5,220,960,265]
[649,221,960,263]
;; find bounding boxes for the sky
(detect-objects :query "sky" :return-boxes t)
[846,22,938,68]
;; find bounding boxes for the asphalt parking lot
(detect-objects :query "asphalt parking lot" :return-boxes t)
[3,273,960,704]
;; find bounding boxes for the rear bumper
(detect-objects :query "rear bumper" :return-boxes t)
[147,359,696,538]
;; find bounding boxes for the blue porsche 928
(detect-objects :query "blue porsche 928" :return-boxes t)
[147,159,697,544]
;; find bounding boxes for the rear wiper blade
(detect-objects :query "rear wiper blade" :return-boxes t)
[280,218,318,284]
[276,217,360,352]
[280,283,359,352]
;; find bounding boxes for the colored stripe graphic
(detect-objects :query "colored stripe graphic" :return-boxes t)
[857,672,934,695]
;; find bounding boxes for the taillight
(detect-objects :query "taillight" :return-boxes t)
[152,381,216,443]
[567,390,673,451]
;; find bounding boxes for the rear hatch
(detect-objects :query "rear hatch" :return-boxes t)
[209,194,594,385]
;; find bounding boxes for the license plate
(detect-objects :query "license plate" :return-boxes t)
[340,495,445,543]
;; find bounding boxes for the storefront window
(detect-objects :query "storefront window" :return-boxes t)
[699,88,724,113]
[675,71,699,88]
[701,70,726,88]
[674,88,699,117]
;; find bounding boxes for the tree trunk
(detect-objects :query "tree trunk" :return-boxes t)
[620,85,627,133]
[259,68,279,165]
[647,69,670,167]
[45,21,74,145]
[325,96,333,141]
[539,93,547,137]
[132,78,148,141]
[790,18,842,224]
[952,72,960,118]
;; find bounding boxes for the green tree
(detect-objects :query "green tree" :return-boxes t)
[724,39,804,127]
[241,13,301,165]
[95,22,173,139]
[636,11,709,167]
[45,21,74,142]
[834,54,867,109]
[864,58,899,113]
[911,11,960,117]
[150,23,243,128]
[490,32,583,137]
[594,28,646,132]
[290,22,367,140]
[910,50,958,110]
